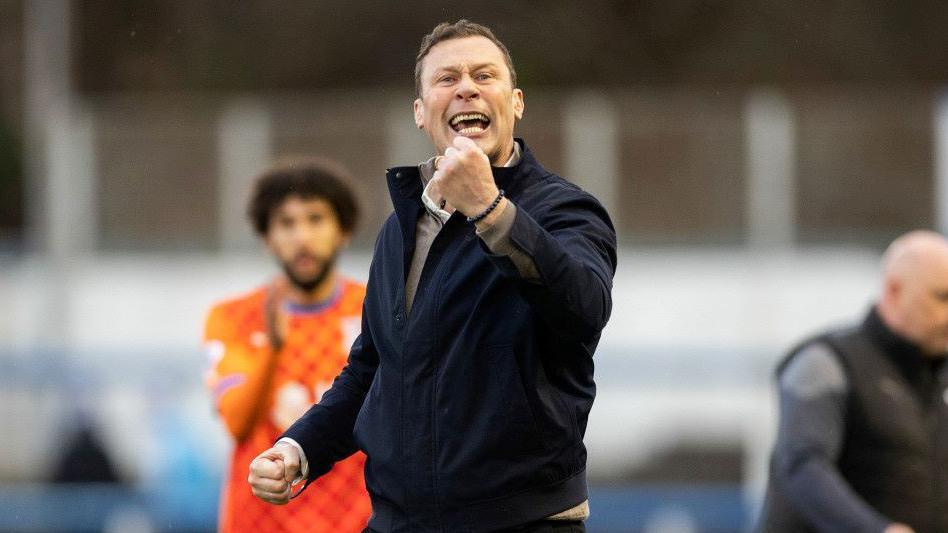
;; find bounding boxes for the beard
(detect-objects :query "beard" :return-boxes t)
[281,251,337,294]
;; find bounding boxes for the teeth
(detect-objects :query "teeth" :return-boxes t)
[458,126,485,135]
[450,113,489,126]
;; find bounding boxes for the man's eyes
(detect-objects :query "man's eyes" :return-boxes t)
[435,73,494,83]
[276,215,323,226]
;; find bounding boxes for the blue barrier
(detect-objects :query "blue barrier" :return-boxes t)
[0,482,218,532]
[587,485,747,532]
[0,483,746,532]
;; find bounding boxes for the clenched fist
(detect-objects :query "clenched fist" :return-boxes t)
[248,442,302,504]
[431,136,504,218]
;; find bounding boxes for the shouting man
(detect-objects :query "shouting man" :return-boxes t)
[249,20,617,533]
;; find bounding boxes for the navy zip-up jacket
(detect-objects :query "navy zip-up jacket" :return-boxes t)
[282,140,617,532]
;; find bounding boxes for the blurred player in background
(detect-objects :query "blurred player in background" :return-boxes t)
[758,230,948,533]
[203,158,370,532]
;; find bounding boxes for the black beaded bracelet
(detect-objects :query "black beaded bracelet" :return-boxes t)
[466,189,505,223]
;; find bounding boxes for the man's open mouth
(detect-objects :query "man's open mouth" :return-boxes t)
[449,112,491,135]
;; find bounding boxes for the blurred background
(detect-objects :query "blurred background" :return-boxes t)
[3,1,948,531]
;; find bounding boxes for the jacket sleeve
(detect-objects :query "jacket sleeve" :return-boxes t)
[278,296,379,482]
[771,344,891,533]
[481,185,617,342]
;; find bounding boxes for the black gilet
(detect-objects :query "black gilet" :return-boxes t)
[760,309,948,533]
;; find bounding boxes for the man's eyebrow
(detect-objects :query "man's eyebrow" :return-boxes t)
[433,62,501,74]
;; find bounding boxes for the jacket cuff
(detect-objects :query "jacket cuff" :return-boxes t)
[477,202,540,281]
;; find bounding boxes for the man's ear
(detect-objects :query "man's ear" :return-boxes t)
[413,98,425,129]
[512,88,524,120]
[262,233,276,255]
[883,276,902,305]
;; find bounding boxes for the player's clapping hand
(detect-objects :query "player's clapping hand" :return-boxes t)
[432,136,499,217]
[248,443,301,505]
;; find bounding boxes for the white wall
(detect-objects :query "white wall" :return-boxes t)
[0,246,882,501]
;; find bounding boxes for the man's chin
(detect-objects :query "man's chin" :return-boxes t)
[290,268,319,283]
[286,274,321,293]
[282,259,334,294]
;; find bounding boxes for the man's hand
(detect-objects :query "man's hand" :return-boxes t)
[248,443,301,505]
[431,136,500,217]
[264,277,290,352]
[885,524,916,533]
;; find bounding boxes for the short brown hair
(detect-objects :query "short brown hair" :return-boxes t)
[414,19,517,97]
[248,157,359,237]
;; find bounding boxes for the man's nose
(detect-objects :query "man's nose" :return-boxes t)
[289,224,314,244]
[455,74,479,100]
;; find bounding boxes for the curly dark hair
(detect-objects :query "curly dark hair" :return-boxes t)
[247,157,359,237]
[414,19,516,97]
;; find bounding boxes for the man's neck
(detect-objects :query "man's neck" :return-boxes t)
[491,139,520,167]
[285,271,338,306]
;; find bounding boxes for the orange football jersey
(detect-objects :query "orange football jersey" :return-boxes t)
[204,277,371,533]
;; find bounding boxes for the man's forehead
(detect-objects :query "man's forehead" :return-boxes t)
[923,240,948,269]
[423,36,506,72]
[931,250,948,277]
[912,248,948,290]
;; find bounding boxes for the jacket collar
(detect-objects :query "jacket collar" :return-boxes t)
[384,138,544,205]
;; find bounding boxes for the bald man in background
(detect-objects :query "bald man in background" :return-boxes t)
[757,230,948,533]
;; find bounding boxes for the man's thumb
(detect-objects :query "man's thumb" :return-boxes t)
[276,446,301,483]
